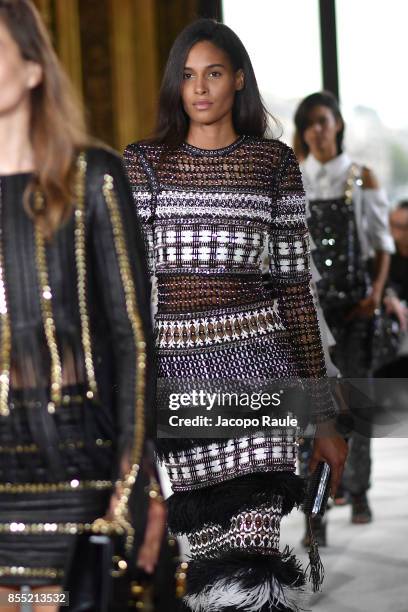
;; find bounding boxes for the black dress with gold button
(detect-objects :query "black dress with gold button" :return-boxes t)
[0,148,154,585]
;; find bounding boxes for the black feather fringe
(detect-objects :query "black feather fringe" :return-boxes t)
[167,472,306,533]
[186,546,306,597]
[222,605,296,612]
[182,601,296,612]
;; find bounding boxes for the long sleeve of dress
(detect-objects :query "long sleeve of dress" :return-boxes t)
[88,150,155,474]
[269,146,336,422]
[122,145,156,279]
[123,144,159,316]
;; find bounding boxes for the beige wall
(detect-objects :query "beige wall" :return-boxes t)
[32,0,217,151]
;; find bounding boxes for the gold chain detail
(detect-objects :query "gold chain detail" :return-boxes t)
[0,566,64,578]
[0,438,112,454]
[74,152,98,400]
[92,174,147,549]
[34,195,62,410]
[0,519,130,537]
[0,183,11,417]
[0,521,94,534]
[0,479,113,493]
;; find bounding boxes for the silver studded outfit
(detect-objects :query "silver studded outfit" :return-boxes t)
[301,153,395,498]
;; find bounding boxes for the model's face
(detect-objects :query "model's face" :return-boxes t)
[303,105,342,156]
[181,40,244,128]
[390,208,408,249]
[0,19,41,117]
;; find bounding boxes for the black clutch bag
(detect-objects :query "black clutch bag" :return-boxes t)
[303,461,331,518]
[64,530,184,612]
[64,461,186,612]
[302,461,331,593]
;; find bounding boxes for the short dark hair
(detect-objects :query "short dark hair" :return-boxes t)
[396,200,408,210]
[149,18,275,146]
[294,91,345,158]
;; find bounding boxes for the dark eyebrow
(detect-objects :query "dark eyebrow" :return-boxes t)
[183,63,226,70]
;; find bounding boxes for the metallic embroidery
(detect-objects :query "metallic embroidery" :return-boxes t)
[157,304,284,349]
[0,182,11,417]
[93,173,146,551]
[74,152,98,400]
[188,499,283,559]
[34,192,62,410]
[165,434,297,492]
[0,566,64,579]
[0,479,113,493]
[0,438,112,454]
[0,521,94,535]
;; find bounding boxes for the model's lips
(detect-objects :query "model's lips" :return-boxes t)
[193,101,213,110]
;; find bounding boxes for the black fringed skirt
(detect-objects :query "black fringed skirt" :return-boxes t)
[0,386,114,586]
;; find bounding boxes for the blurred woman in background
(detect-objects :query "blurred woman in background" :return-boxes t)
[0,1,162,610]
[294,91,395,525]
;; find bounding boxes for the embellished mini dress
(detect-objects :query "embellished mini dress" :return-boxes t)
[124,136,335,612]
[301,152,395,377]
[0,148,153,586]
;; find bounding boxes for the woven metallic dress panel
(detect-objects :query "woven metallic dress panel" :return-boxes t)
[124,137,335,612]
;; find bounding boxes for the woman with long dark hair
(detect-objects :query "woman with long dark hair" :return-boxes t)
[0,1,163,610]
[125,19,347,612]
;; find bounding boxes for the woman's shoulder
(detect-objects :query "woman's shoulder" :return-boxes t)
[83,145,125,177]
[123,140,164,165]
[361,166,379,189]
[345,157,379,190]
[248,136,295,161]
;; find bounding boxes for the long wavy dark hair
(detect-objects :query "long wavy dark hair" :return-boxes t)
[0,0,89,239]
[150,18,276,146]
[294,91,345,160]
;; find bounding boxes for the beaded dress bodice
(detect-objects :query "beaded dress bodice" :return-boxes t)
[124,136,334,425]
[129,137,276,314]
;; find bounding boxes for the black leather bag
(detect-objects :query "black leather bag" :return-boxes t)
[64,530,183,612]
[64,464,185,612]
[63,533,114,612]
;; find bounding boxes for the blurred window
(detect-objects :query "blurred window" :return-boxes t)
[222,0,322,145]
[223,0,408,203]
[336,0,408,202]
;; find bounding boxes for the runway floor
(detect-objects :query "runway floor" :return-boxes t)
[284,438,408,612]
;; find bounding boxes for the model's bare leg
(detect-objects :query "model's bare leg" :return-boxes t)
[0,586,19,612]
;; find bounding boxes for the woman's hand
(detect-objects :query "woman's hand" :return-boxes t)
[309,420,348,497]
[104,481,167,575]
[347,291,381,320]
[383,295,408,331]
[137,496,167,574]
